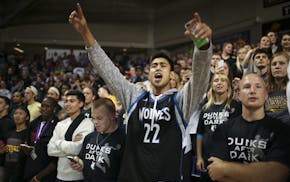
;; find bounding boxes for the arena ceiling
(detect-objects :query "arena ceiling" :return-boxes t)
[0,0,208,28]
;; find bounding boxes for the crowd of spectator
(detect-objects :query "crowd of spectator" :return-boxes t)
[0,6,289,181]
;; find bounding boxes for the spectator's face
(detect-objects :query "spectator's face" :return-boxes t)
[259,36,271,49]
[281,34,290,49]
[21,69,29,77]
[47,89,59,101]
[13,108,28,125]
[178,60,187,69]
[212,74,229,95]
[271,55,289,78]
[244,45,252,51]
[83,87,95,104]
[224,44,233,55]
[12,92,23,104]
[0,81,6,89]
[267,32,277,44]
[92,105,115,133]
[149,58,171,92]
[237,48,247,61]
[24,89,35,102]
[238,74,268,109]
[41,98,55,120]
[135,69,143,77]
[0,98,8,113]
[64,95,83,116]
[61,85,70,96]
[81,81,90,89]
[254,53,269,69]
[129,67,136,77]
[169,72,179,89]
[211,55,221,65]
[173,64,181,75]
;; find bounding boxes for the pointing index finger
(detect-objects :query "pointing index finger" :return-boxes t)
[193,12,201,23]
[77,3,84,18]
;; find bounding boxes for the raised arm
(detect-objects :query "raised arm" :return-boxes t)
[177,12,212,122]
[207,157,289,182]
[69,3,95,47]
[69,3,143,110]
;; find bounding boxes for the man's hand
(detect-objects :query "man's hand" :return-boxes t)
[207,157,227,181]
[73,133,83,142]
[184,12,212,41]
[69,3,96,46]
[69,156,83,172]
[69,3,89,36]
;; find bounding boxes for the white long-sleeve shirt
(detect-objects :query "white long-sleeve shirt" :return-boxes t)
[48,116,94,181]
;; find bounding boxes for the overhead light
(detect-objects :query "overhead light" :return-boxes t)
[123,48,127,52]
[13,47,24,53]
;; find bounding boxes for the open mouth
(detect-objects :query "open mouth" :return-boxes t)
[154,73,163,81]
[216,85,224,89]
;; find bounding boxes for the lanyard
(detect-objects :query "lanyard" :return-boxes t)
[35,121,50,143]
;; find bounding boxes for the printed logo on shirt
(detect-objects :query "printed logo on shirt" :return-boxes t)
[139,107,171,122]
[85,143,121,173]
[202,110,229,131]
[84,113,90,118]
[5,138,22,162]
[227,134,269,163]
[265,95,287,112]
[139,107,171,144]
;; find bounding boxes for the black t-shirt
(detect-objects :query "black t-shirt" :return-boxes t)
[210,115,290,168]
[4,128,30,182]
[197,100,241,134]
[197,100,241,166]
[0,114,15,166]
[79,127,126,182]
[82,108,92,119]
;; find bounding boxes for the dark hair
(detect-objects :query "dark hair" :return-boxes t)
[43,96,58,109]
[83,86,97,97]
[93,98,116,116]
[150,50,174,71]
[14,106,30,127]
[253,48,272,59]
[65,90,85,103]
[0,95,10,106]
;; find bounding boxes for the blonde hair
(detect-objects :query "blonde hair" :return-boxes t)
[236,47,247,72]
[170,71,182,89]
[204,73,232,110]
